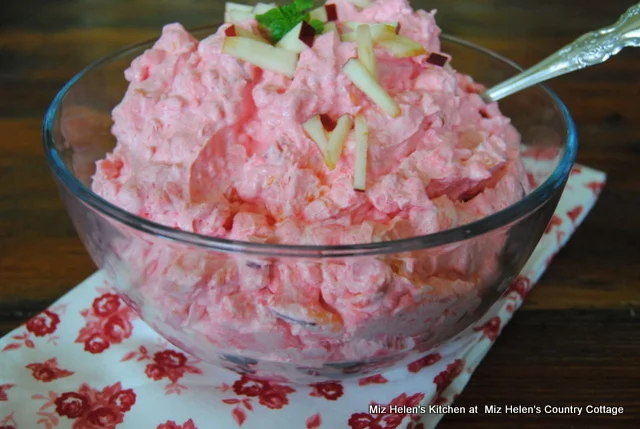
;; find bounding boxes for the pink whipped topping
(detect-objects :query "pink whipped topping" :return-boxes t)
[93,0,525,245]
[92,0,529,378]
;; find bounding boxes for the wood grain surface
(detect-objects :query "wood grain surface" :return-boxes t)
[1,0,639,427]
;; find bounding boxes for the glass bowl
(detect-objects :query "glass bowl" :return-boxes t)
[42,26,577,383]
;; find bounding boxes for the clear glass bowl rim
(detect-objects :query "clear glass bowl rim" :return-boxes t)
[42,26,578,258]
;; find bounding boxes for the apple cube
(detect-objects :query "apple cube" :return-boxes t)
[253,2,277,14]
[303,115,330,153]
[340,22,397,42]
[425,53,449,67]
[225,24,269,43]
[309,4,338,22]
[344,21,398,33]
[225,2,254,13]
[225,9,255,23]
[356,24,378,80]
[376,34,426,58]
[345,0,372,8]
[323,21,338,34]
[276,21,316,53]
[222,36,298,78]
[320,114,337,131]
[324,115,353,170]
[343,58,400,117]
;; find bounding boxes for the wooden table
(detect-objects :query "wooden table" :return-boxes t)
[1,0,638,427]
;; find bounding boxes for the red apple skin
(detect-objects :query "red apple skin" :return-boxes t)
[325,4,338,22]
[225,25,237,37]
[320,114,337,131]
[299,20,316,48]
[426,53,448,67]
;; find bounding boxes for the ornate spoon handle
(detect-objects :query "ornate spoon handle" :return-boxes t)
[482,2,640,102]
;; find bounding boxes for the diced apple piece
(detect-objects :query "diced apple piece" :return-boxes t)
[324,115,353,169]
[325,4,339,21]
[425,53,449,67]
[309,4,338,22]
[376,34,426,58]
[339,32,355,42]
[225,9,255,23]
[225,24,269,43]
[369,23,398,41]
[225,2,254,13]
[323,21,338,34]
[345,0,372,8]
[235,27,268,43]
[276,21,316,53]
[253,2,276,14]
[320,114,337,131]
[303,115,330,153]
[222,37,298,78]
[224,2,254,23]
[356,25,377,80]
[344,21,398,32]
[343,58,400,117]
[340,23,397,42]
[353,115,368,191]
[309,6,327,22]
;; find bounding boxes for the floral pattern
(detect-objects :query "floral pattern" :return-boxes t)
[0,384,14,401]
[27,311,61,337]
[567,205,584,223]
[0,412,17,429]
[306,413,322,429]
[26,358,74,382]
[76,293,136,354]
[586,181,605,195]
[231,375,296,410]
[474,317,502,342]
[28,382,136,429]
[3,306,67,351]
[357,374,388,386]
[214,376,298,425]
[545,215,563,234]
[121,347,202,395]
[157,419,198,429]
[309,382,344,400]
[0,162,606,428]
[507,276,530,300]
[348,392,425,429]
[145,350,201,383]
[407,353,442,373]
[52,382,136,429]
[432,360,465,405]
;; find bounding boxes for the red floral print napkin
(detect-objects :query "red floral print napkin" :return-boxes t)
[0,160,605,429]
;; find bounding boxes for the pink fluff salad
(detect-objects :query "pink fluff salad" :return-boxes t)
[92,0,528,376]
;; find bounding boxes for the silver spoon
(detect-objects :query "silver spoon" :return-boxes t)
[482,2,640,102]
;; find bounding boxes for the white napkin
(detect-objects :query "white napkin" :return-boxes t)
[0,161,605,429]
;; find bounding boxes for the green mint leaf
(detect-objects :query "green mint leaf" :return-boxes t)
[256,0,318,43]
[255,8,283,29]
[294,0,315,11]
[308,18,324,34]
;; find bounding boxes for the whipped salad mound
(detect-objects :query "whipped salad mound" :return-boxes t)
[92,0,529,376]
[93,0,527,246]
